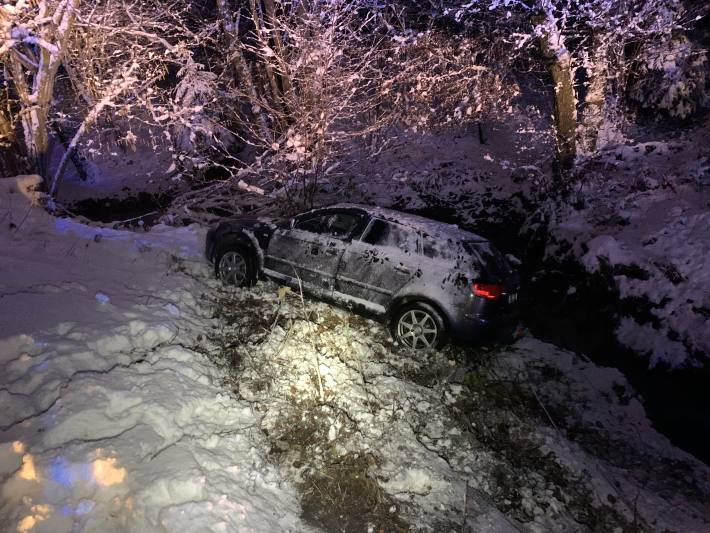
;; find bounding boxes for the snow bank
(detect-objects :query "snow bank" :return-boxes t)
[580,235,636,272]
[0,176,311,532]
[548,135,710,368]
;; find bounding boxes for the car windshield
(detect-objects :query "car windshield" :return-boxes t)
[274,217,292,229]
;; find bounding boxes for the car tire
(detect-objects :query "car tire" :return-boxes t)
[391,302,447,350]
[214,245,255,287]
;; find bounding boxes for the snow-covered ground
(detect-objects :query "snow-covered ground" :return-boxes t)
[2,175,709,532]
[0,176,312,532]
[49,124,178,206]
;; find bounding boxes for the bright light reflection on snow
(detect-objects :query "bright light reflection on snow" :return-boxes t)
[18,454,37,481]
[92,457,127,486]
[9,450,127,531]
[17,504,52,532]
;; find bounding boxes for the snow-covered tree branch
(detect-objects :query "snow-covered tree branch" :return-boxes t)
[0,0,196,194]
[1,0,79,177]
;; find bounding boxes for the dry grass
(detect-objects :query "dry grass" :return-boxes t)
[300,453,409,533]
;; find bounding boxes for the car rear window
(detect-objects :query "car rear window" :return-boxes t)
[463,241,512,277]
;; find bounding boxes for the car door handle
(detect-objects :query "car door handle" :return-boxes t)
[394,265,410,274]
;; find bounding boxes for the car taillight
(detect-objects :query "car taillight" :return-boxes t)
[472,283,504,300]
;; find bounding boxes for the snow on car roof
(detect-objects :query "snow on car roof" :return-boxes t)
[328,203,488,242]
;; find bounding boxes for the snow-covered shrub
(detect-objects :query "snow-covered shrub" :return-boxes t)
[208,0,521,206]
[172,58,237,179]
[213,0,396,206]
[629,34,709,118]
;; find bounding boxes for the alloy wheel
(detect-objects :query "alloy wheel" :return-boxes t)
[396,309,438,349]
[218,251,248,286]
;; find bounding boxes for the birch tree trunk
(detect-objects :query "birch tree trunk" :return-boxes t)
[27,46,54,177]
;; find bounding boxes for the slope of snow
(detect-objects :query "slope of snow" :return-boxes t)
[48,123,178,206]
[0,176,312,532]
[547,132,710,367]
[215,285,710,532]
[338,118,553,211]
[2,172,708,532]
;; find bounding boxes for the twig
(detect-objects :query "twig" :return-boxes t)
[461,481,469,533]
[291,266,324,401]
[530,387,560,434]
[112,210,158,225]
[267,298,282,332]
[14,202,34,232]
[314,345,325,402]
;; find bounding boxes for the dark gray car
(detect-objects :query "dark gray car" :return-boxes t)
[205,203,520,349]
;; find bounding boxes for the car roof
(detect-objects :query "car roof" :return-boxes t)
[320,203,488,243]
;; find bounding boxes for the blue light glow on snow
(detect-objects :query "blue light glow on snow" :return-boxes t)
[49,457,77,487]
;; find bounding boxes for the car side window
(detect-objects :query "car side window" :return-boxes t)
[362,219,417,253]
[421,234,438,259]
[327,212,366,238]
[294,214,328,233]
[293,211,366,239]
[421,233,459,261]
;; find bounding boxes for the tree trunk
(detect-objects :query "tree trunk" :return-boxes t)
[16,43,56,178]
[579,37,609,154]
[216,0,272,144]
[250,0,287,130]
[540,28,577,174]
[0,92,20,176]
[262,0,293,113]
[4,0,79,186]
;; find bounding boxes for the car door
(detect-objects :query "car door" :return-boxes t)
[264,210,365,297]
[334,218,420,311]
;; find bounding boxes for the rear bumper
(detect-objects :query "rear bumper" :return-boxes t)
[450,314,520,343]
[448,294,521,344]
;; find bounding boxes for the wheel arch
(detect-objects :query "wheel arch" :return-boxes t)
[215,232,260,276]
